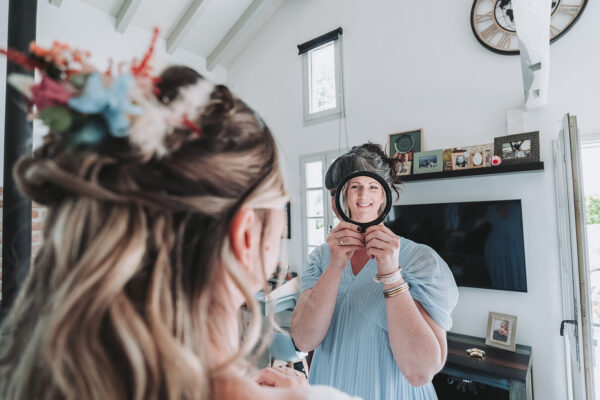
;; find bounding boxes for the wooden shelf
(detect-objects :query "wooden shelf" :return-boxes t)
[400,162,544,182]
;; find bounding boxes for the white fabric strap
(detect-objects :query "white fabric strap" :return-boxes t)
[372,268,403,284]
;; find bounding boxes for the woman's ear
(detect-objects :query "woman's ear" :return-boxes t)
[229,207,258,272]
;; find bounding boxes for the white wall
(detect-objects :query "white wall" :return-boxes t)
[0,0,228,184]
[228,1,600,399]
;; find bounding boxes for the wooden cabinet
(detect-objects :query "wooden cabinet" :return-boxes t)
[434,332,533,400]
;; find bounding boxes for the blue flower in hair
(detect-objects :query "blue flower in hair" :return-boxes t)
[68,73,143,137]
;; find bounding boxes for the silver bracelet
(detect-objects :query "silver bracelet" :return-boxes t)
[373,267,403,284]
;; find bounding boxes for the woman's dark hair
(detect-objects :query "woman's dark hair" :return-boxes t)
[325,142,403,199]
[155,65,203,104]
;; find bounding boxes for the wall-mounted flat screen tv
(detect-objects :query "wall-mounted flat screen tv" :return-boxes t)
[385,199,527,292]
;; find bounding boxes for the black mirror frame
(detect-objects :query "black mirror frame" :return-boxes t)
[334,171,392,233]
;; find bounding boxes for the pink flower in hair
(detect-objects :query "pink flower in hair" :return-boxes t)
[31,76,73,110]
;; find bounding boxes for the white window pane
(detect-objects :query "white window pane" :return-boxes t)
[306,189,323,217]
[307,218,325,246]
[306,161,323,188]
[308,246,317,256]
[309,42,336,113]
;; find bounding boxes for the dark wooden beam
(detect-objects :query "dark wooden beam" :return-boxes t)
[1,0,37,318]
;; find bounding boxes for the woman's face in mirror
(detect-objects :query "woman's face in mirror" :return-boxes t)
[343,176,385,223]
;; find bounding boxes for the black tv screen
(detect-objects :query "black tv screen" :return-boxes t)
[385,199,527,292]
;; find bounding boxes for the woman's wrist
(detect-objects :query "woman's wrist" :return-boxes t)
[377,260,400,276]
[383,277,406,290]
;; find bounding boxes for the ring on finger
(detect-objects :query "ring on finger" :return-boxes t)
[338,237,345,246]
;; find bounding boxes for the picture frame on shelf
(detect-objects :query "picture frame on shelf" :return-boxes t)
[451,149,469,170]
[494,131,540,165]
[465,143,493,168]
[397,160,412,176]
[413,150,444,174]
[388,129,423,176]
[485,312,518,352]
[443,149,454,171]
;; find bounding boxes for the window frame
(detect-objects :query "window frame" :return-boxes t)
[302,39,343,126]
[300,150,343,263]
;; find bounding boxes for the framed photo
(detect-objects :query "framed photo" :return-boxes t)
[397,160,412,176]
[494,131,540,165]
[282,202,291,239]
[465,143,493,168]
[443,149,454,171]
[413,150,443,174]
[451,149,469,171]
[388,129,423,176]
[485,312,517,352]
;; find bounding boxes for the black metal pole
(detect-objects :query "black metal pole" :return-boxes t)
[1,0,37,318]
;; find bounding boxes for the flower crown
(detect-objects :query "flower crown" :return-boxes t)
[0,28,214,156]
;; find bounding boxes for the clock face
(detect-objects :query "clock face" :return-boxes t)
[471,0,587,55]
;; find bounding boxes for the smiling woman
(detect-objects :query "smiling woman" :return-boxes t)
[291,143,459,400]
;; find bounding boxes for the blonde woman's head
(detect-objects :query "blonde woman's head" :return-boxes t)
[0,65,287,400]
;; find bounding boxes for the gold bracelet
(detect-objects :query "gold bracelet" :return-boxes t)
[383,282,410,298]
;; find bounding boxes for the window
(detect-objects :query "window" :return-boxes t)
[300,151,342,261]
[299,28,343,125]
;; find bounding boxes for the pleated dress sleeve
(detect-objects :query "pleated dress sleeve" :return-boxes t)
[399,238,459,331]
[300,244,329,292]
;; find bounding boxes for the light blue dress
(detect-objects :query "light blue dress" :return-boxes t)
[301,237,459,400]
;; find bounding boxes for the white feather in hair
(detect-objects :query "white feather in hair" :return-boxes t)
[128,79,214,157]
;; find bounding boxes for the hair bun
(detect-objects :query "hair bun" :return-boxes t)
[199,85,236,139]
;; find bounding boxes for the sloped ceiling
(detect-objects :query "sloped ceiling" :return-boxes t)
[69,0,284,70]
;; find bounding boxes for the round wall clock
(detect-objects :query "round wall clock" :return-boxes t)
[470,0,587,55]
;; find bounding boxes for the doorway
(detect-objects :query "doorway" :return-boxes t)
[581,133,600,400]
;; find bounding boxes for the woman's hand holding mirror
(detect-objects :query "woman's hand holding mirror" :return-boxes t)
[364,225,401,276]
[326,222,365,269]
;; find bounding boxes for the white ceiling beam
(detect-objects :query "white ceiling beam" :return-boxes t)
[206,0,265,71]
[48,0,63,7]
[166,0,210,55]
[115,0,144,34]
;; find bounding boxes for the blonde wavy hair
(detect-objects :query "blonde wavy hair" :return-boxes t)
[0,66,287,400]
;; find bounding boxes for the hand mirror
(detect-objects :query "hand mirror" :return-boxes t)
[334,171,392,233]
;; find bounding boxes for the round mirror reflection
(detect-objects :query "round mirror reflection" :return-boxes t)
[334,171,392,232]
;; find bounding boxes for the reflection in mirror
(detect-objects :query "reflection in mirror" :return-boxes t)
[335,171,392,232]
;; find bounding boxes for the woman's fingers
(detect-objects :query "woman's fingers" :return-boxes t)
[252,368,284,386]
[252,367,307,387]
[365,238,389,251]
[331,221,363,234]
[366,247,388,260]
[365,225,397,243]
[329,236,364,247]
[331,228,365,241]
